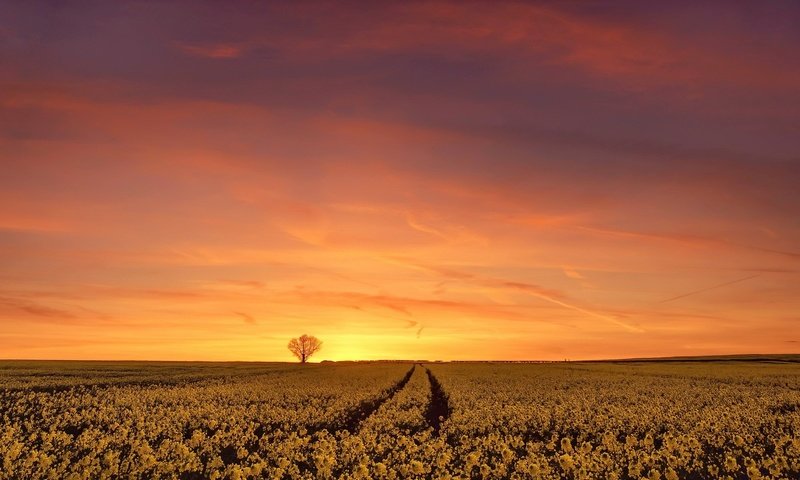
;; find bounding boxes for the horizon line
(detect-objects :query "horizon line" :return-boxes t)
[1,353,798,364]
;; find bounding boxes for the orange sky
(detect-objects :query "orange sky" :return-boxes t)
[1,1,799,361]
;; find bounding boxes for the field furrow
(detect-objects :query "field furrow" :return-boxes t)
[423,366,450,435]
[336,365,415,434]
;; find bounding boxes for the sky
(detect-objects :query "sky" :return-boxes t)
[1,1,799,361]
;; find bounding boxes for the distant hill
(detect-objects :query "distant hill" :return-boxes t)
[592,353,800,363]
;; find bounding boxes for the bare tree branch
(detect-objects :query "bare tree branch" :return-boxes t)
[287,334,323,363]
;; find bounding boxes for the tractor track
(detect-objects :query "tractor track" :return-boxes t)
[336,364,452,435]
[339,364,416,433]
[423,366,451,435]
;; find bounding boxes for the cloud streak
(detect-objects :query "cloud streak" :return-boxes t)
[234,311,257,325]
[658,275,761,304]
[399,260,643,333]
[174,42,246,59]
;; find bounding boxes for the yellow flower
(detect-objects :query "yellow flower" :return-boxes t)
[724,455,739,473]
[561,437,573,453]
[559,454,574,471]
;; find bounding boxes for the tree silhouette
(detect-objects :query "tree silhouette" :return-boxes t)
[287,334,323,363]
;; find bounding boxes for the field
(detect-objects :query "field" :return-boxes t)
[1,359,799,479]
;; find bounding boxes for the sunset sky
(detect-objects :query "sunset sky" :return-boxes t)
[2,1,799,361]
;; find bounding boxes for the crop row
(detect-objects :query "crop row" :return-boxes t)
[1,361,799,479]
[429,362,800,479]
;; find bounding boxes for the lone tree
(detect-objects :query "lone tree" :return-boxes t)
[287,334,323,363]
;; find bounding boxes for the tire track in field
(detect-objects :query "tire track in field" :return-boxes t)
[423,366,450,435]
[339,364,416,433]
[246,366,418,457]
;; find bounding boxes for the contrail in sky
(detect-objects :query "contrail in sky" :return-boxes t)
[523,291,645,333]
[659,275,759,304]
[392,257,644,333]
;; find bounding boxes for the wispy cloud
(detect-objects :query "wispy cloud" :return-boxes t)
[397,259,643,333]
[0,295,87,325]
[405,212,449,241]
[659,275,760,304]
[562,266,585,280]
[234,311,257,325]
[174,42,245,59]
[573,226,800,262]
[277,289,574,327]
